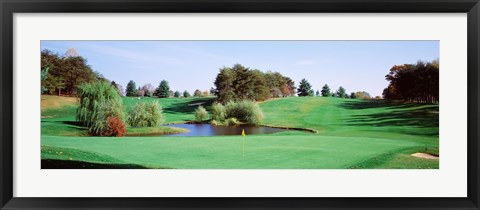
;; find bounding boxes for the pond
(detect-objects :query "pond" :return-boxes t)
[163,123,289,137]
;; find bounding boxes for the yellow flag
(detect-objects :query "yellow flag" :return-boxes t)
[242,129,246,137]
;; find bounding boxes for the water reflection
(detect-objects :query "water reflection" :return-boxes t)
[164,123,288,137]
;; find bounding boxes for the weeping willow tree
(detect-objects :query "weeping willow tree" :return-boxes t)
[127,101,164,127]
[76,81,125,136]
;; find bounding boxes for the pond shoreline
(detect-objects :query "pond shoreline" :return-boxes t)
[164,121,318,134]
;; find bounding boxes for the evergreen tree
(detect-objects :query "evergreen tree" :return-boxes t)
[297,78,314,97]
[174,91,181,98]
[126,80,138,97]
[183,90,191,98]
[155,80,170,98]
[336,86,347,98]
[315,90,320,96]
[350,92,356,99]
[321,84,331,97]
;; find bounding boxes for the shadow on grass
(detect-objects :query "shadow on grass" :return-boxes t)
[42,159,149,169]
[338,99,424,110]
[62,121,83,126]
[163,98,215,115]
[338,100,439,136]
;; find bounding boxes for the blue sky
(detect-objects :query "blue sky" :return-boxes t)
[41,41,439,96]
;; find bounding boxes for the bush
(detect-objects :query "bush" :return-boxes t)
[127,101,164,127]
[101,116,126,137]
[211,103,226,121]
[225,117,240,126]
[195,105,208,122]
[76,81,125,136]
[225,100,264,125]
[210,119,221,126]
[88,99,126,136]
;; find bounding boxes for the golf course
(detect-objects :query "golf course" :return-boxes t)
[40,41,439,169]
[41,95,439,169]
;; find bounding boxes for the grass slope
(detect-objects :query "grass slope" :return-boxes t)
[41,95,439,169]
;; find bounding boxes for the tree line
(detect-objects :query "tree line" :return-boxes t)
[41,49,105,95]
[41,48,376,101]
[213,64,296,103]
[382,60,439,103]
[121,80,212,98]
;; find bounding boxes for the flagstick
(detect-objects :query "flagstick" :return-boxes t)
[242,129,246,159]
[242,136,245,159]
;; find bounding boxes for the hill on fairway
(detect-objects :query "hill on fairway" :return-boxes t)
[41,95,439,169]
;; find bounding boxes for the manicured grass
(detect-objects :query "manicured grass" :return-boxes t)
[41,134,424,169]
[41,95,439,169]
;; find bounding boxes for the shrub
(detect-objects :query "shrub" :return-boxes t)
[88,99,126,136]
[210,119,221,126]
[225,100,264,125]
[211,103,226,121]
[195,105,208,122]
[225,117,240,126]
[101,116,126,137]
[127,101,164,127]
[76,81,125,136]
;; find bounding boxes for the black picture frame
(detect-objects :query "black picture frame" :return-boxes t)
[1,0,479,209]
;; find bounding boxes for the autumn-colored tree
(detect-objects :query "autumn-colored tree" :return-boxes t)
[214,64,296,103]
[383,59,439,103]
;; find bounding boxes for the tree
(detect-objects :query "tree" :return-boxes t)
[232,64,255,100]
[214,64,296,102]
[350,92,356,99]
[210,87,217,96]
[194,89,202,97]
[195,106,208,122]
[126,80,138,97]
[183,90,191,98]
[76,81,125,136]
[316,90,320,96]
[202,90,209,96]
[140,83,154,97]
[64,48,79,57]
[127,101,164,127]
[41,67,49,94]
[251,69,270,101]
[336,86,347,98]
[383,60,439,103]
[297,78,314,97]
[264,71,296,98]
[174,91,181,98]
[214,66,236,102]
[321,84,331,97]
[137,88,146,97]
[155,80,171,98]
[354,91,371,99]
[41,49,101,95]
[111,81,125,96]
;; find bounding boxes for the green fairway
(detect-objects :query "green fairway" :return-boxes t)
[41,95,439,169]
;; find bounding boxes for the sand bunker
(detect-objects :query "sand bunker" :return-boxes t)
[411,153,439,160]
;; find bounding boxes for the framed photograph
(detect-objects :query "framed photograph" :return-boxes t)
[1,0,479,209]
